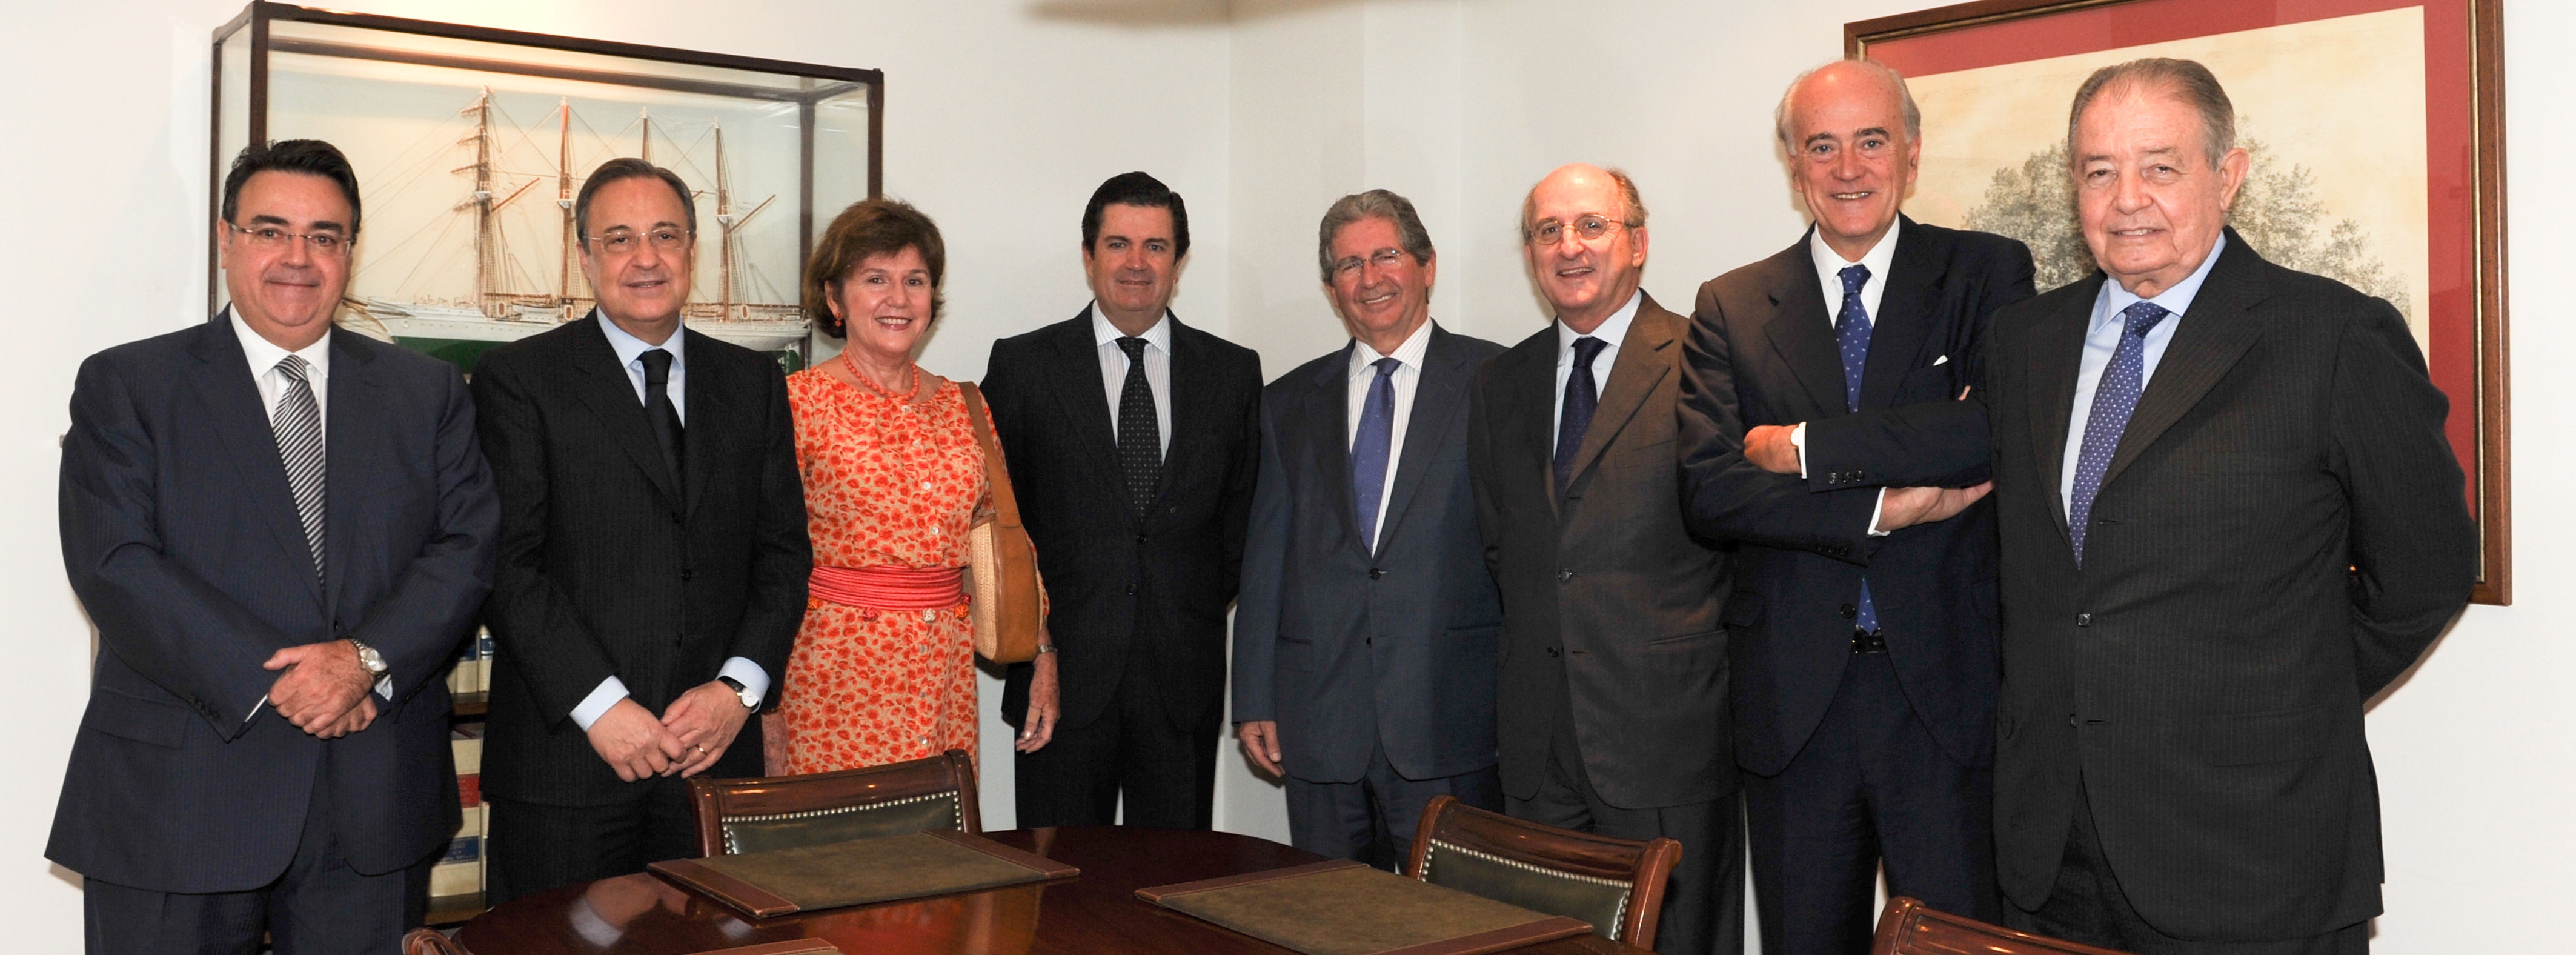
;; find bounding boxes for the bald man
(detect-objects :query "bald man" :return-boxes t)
[1468,164,1742,954]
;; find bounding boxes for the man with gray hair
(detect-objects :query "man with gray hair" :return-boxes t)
[1679,57,2034,955]
[1234,189,1506,868]
[1982,58,2473,953]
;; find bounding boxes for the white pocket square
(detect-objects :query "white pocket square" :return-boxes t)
[1932,354,1950,366]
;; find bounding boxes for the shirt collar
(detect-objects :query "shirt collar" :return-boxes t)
[1557,288,1644,356]
[1807,221,1902,295]
[598,309,685,371]
[2099,231,2227,331]
[230,306,331,379]
[1350,319,1436,376]
[1091,304,1173,352]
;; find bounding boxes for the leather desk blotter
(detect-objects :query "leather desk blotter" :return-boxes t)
[649,830,1077,919]
[1136,859,1593,955]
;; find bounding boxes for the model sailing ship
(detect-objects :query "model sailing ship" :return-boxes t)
[343,89,809,371]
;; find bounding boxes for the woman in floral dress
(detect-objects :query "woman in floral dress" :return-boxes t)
[770,198,1055,775]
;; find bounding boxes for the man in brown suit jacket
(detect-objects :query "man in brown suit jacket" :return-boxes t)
[1467,164,1764,955]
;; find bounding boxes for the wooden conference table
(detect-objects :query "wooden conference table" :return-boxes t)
[459,825,1652,955]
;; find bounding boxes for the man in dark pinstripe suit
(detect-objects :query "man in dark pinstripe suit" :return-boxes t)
[1982,59,2474,955]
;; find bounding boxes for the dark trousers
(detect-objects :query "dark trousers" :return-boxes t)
[1745,650,1997,955]
[2005,779,2369,955]
[1015,661,1221,830]
[485,774,697,905]
[1286,737,1501,873]
[1510,720,1745,955]
[84,754,435,955]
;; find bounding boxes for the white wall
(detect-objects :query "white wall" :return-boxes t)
[6,1,2565,951]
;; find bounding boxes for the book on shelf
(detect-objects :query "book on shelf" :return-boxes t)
[430,804,484,897]
[476,628,493,693]
[452,723,484,807]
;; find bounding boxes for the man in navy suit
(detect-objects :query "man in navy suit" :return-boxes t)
[1233,190,1505,868]
[52,139,499,954]
[1679,60,2031,954]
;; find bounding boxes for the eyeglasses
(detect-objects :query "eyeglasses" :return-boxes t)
[1332,248,1412,278]
[1524,215,1630,247]
[586,227,692,256]
[226,221,350,257]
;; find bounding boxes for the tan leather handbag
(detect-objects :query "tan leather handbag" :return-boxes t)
[957,383,1043,664]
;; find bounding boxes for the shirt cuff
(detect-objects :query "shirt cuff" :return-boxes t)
[1790,422,1809,479]
[1867,487,1893,537]
[718,657,770,708]
[376,676,393,699]
[569,676,631,732]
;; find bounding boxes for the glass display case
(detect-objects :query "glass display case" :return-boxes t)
[212,2,881,372]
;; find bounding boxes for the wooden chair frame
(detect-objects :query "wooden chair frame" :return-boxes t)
[402,927,469,955]
[1869,896,2141,955]
[685,748,980,857]
[1403,793,1683,948]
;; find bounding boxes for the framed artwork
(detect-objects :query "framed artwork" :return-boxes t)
[211,1,883,373]
[1851,0,2510,604]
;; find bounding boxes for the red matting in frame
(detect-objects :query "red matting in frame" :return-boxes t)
[1853,0,2509,604]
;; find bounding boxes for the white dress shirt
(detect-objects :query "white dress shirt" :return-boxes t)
[1788,228,1900,534]
[2058,232,2224,520]
[1092,305,1174,456]
[1551,290,1644,447]
[1345,320,1436,547]
[569,313,769,731]
[231,311,387,704]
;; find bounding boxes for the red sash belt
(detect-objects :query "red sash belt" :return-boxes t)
[809,565,965,610]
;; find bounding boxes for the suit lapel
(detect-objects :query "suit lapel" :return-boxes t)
[2028,276,2099,544]
[1373,326,1466,555]
[1565,298,1675,494]
[321,328,383,615]
[1045,310,1126,505]
[185,313,324,608]
[1856,219,1941,410]
[680,327,725,520]
[1759,236,1850,417]
[1151,316,1220,521]
[2098,235,2271,490]
[566,314,682,513]
[1512,334,1562,517]
[1308,341,1365,554]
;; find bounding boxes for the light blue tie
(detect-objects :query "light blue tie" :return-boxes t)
[1836,265,1879,637]
[2069,301,2171,565]
[1350,357,1400,553]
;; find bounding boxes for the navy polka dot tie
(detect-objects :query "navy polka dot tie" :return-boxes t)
[2068,301,2171,565]
[1834,265,1879,637]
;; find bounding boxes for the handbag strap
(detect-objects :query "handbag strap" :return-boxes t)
[956,382,1024,531]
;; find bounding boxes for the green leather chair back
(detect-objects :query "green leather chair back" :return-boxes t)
[1418,837,1639,942]
[720,790,965,855]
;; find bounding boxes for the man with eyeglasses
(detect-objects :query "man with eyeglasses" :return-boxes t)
[51,138,499,953]
[1232,190,1505,869]
[471,157,811,902]
[1676,59,2034,955]
[1464,164,1742,955]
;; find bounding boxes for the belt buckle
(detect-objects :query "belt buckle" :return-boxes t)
[1851,628,1887,654]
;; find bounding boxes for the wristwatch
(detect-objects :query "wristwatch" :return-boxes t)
[348,639,389,677]
[717,676,759,710]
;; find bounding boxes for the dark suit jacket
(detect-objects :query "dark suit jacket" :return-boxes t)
[1233,324,1507,784]
[473,314,810,807]
[1985,230,2474,940]
[51,314,497,891]
[1679,218,2035,777]
[983,309,1261,733]
[1466,294,1734,810]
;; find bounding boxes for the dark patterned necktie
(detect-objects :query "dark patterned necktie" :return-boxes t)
[1350,357,1400,551]
[1553,336,1607,493]
[640,348,684,497]
[1836,265,1879,637]
[273,356,326,582]
[1115,337,1161,514]
[2069,301,2171,565]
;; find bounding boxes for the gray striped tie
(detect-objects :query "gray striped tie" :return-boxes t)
[274,355,326,582]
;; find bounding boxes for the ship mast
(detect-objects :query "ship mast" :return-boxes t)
[556,98,576,319]
[715,120,734,321]
[466,88,497,317]
[638,108,651,164]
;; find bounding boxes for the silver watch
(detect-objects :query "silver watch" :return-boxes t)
[717,676,759,710]
[348,639,388,676]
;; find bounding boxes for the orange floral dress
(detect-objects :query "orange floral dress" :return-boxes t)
[777,370,991,774]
